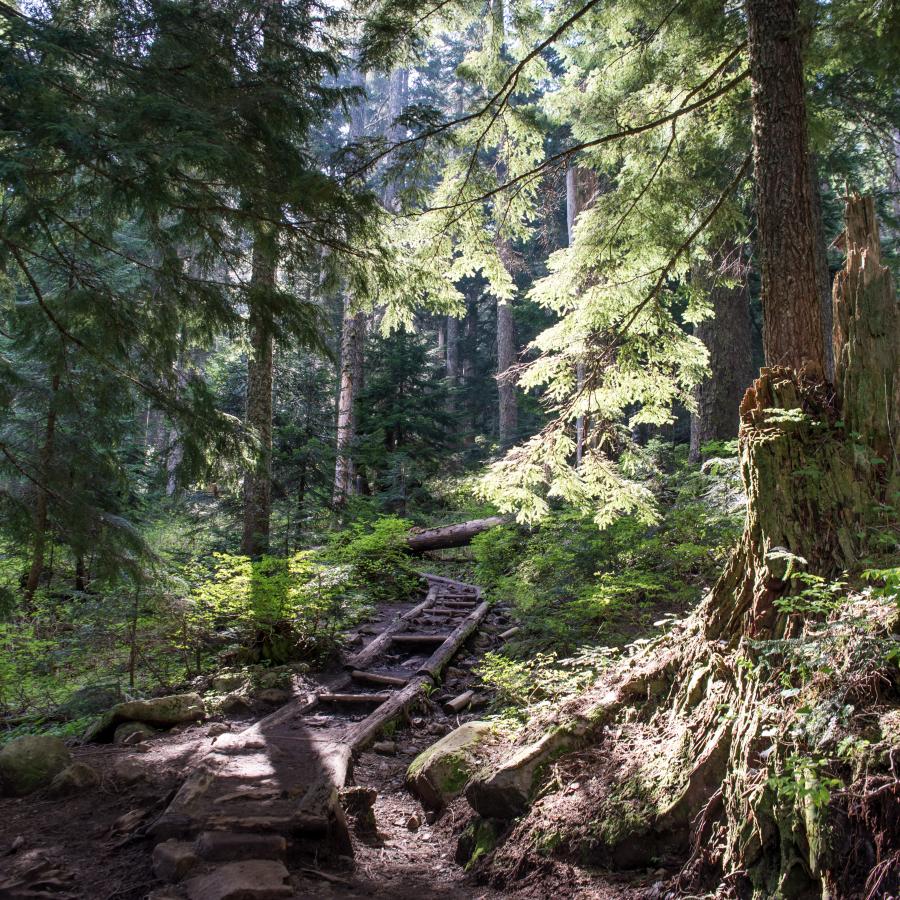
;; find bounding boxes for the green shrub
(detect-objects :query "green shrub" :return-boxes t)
[180,550,360,667]
[472,447,745,701]
[325,515,422,606]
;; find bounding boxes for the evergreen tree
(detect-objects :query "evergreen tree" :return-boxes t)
[353,329,454,513]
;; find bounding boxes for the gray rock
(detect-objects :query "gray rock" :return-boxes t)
[48,762,99,796]
[153,840,199,882]
[211,672,247,693]
[0,735,71,797]
[466,728,575,819]
[185,860,292,900]
[219,693,253,715]
[113,721,157,745]
[84,693,205,743]
[372,740,397,755]
[406,721,493,810]
[110,757,147,784]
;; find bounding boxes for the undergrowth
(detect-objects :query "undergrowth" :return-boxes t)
[0,515,420,727]
[472,442,744,719]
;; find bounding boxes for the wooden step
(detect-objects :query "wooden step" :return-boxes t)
[318,692,391,704]
[350,670,408,687]
[391,633,449,645]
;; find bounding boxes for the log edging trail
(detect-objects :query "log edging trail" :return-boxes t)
[146,573,490,898]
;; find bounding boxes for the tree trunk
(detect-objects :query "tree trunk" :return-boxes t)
[240,237,276,557]
[446,315,459,381]
[809,155,835,380]
[688,245,754,463]
[74,554,86,593]
[332,77,368,509]
[891,129,900,225]
[566,166,598,464]
[406,516,507,553]
[446,314,460,413]
[746,0,825,377]
[496,299,517,447]
[333,301,366,507]
[382,68,408,211]
[25,372,60,601]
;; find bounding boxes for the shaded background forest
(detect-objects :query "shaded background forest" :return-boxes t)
[0,0,897,734]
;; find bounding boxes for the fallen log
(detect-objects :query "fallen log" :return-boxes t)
[391,633,450,645]
[319,692,391,704]
[406,517,507,553]
[418,599,489,680]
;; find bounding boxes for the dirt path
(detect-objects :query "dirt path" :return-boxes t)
[0,575,649,900]
[0,576,499,899]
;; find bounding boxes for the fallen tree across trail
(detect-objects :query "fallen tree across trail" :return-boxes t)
[406,516,507,553]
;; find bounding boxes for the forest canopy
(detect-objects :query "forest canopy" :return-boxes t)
[0,0,898,895]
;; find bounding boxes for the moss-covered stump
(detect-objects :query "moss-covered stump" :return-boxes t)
[406,721,493,810]
[0,735,71,796]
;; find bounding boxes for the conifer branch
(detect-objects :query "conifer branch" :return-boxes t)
[424,66,748,214]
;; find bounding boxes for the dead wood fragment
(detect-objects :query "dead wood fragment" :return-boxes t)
[445,690,474,713]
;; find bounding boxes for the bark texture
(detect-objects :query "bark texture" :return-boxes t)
[702,195,898,643]
[406,516,507,554]
[382,68,408,210]
[446,314,459,412]
[332,302,366,507]
[496,299,517,447]
[332,81,368,508]
[689,246,754,463]
[809,156,835,380]
[831,194,899,469]
[240,239,276,557]
[747,0,825,376]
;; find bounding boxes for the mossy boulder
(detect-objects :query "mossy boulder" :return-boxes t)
[406,721,493,810]
[84,692,205,743]
[466,727,576,820]
[55,683,124,720]
[48,761,100,796]
[210,671,248,694]
[251,665,293,690]
[0,735,71,796]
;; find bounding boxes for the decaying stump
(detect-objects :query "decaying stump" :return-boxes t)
[468,195,899,896]
[703,193,898,643]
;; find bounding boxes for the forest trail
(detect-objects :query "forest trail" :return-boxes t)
[144,574,498,899]
[1,576,646,900]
